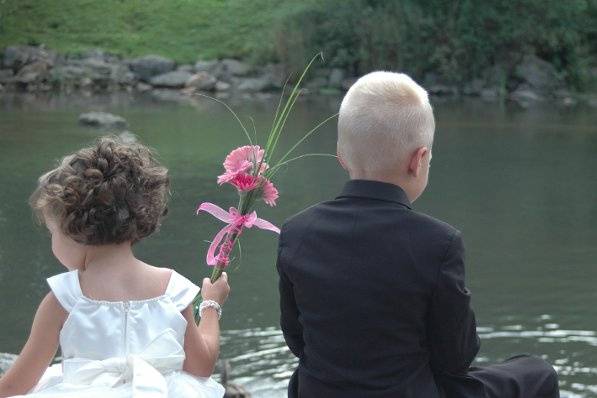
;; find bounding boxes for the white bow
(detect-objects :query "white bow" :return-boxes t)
[61,329,185,397]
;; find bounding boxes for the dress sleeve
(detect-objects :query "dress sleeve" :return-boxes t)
[46,271,82,312]
[167,271,201,311]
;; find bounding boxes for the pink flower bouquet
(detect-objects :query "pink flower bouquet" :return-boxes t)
[193,55,337,320]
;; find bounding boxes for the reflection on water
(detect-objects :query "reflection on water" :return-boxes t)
[1,93,596,397]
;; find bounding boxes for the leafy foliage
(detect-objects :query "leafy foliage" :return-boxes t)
[274,0,597,88]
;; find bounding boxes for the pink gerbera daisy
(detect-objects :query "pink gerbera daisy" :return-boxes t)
[230,173,260,192]
[261,178,279,207]
[218,145,269,185]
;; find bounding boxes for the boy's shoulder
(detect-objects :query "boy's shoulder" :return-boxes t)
[406,209,461,238]
[281,199,333,232]
[283,200,459,237]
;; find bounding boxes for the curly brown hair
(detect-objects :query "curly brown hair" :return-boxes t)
[30,136,170,245]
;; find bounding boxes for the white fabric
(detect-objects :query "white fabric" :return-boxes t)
[14,270,224,398]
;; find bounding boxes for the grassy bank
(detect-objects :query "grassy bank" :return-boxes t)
[0,0,312,63]
[1,0,596,89]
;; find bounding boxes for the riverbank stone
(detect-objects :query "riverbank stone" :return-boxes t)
[221,59,252,77]
[150,70,193,88]
[0,69,14,84]
[0,353,17,375]
[237,76,272,92]
[215,80,231,92]
[186,72,217,91]
[509,86,545,107]
[514,54,563,95]
[129,55,176,82]
[78,112,128,129]
[2,46,56,71]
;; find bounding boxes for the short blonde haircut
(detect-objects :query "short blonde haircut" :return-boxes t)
[338,71,435,175]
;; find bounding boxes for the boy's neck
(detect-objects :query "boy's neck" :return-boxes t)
[349,173,416,202]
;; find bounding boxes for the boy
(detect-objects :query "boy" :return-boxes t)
[276,72,560,397]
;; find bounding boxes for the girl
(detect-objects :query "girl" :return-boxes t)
[0,136,229,397]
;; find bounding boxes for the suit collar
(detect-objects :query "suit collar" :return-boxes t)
[336,179,413,209]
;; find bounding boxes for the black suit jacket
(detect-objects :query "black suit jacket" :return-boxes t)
[277,179,480,398]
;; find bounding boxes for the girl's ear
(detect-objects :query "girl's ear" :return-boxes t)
[408,146,429,178]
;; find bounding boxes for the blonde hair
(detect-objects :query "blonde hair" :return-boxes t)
[338,71,435,175]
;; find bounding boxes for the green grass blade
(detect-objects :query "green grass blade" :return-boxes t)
[275,112,338,166]
[264,53,323,161]
[266,153,338,179]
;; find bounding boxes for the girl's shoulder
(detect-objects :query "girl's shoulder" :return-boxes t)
[47,268,200,313]
[161,268,201,311]
[46,271,82,313]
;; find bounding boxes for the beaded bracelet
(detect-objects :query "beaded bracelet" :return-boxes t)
[199,300,222,320]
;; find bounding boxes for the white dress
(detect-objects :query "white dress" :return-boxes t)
[17,270,225,398]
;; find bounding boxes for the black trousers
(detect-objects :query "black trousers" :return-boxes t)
[288,355,559,398]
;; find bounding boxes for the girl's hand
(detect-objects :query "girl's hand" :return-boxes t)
[201,272,230,305]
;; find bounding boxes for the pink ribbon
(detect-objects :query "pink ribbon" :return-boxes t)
[196,202,280,266]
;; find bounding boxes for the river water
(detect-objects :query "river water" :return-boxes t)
[0,92,596,397]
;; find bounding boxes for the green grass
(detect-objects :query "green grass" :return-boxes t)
[0,0,313,63]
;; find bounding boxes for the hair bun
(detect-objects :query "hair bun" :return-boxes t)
[30,136,170,245]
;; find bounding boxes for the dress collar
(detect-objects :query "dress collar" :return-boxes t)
[336,179,413,209]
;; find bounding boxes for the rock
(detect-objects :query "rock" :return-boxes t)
[185,72,217,91]
[14,60,51,84]
[78,112,128,129]
[176,64,194,73]
[128,55,176,82]
[480,87,500,101]
[462,78,485,96]
[2,45,56,71]
[582,94,597,108]
[560,96,577,107]
[215,80,231,92]
[78,48,120,64]
[50,65,87,83]
[341,77,358,91]
[261,63,286,88]
[427,84,458,96]
[509,86,545,107]
[218,360,250,398]
[0,353,17,375]
[237,76,272,92]
[110,64,136,85]
[224,384,251,398]
[0,69,14,84]
[221,59,251,76]
[328,68,345,88]
[118,131,138,143]
[135,82,152,92]
[194,60,223,78]
[150,70,193,88]
[514,54,563,95]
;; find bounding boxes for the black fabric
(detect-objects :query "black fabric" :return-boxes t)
[277,179,559,398]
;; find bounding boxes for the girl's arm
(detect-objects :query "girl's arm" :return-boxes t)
[0,292,66,397]
[182,273,230,378]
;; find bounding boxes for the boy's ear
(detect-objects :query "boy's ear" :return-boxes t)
[337,149,348,171]
[408,147,429,177]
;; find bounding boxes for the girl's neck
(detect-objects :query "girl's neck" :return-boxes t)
[82,241,137,271]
